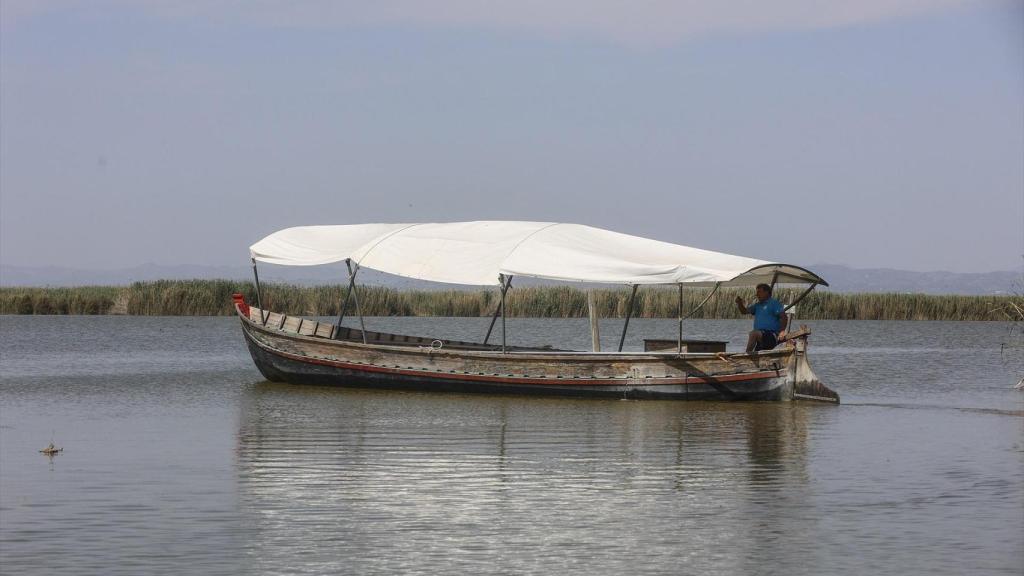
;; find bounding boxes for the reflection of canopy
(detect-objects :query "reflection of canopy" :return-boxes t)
[250,221,827,287]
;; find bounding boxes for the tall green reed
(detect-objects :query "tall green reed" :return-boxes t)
[0,281,1014,321]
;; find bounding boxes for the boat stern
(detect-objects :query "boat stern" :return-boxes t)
[787,334,839,403]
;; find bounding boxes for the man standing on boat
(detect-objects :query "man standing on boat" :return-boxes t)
[735,284,787,352]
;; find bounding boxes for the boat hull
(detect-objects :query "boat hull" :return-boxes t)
[237,306,838,403]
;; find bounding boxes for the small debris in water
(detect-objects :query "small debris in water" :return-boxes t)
[40,442,63,456]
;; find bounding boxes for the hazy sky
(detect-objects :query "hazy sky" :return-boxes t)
[1,0,1022,273]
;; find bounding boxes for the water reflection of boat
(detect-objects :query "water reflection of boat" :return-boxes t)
[237,222,839,403]
[234,385,819,573]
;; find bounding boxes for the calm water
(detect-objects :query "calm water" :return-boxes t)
[1,316,1021,575]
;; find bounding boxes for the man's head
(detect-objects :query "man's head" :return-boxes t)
[755,283,772,301]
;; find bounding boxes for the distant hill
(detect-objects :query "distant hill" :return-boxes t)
[1,263,1021,295]
[1,264,259,287]
[0,264,431,290]
[808,264,1022,295]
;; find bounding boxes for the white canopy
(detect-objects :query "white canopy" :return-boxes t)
[249,221,827,287]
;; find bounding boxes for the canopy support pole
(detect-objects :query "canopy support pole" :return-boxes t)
[769,271,779,293]
[333,259,358,338]
[677,284,683,353]
[251,258,267,325]
[483,275,513,345]
[784,283,817,312]
[588,290,601,352]
[681,282,721,321]
[678,282,722,355]
[499,274,509,353]
[346,260,368,344]
[617,284,638,352]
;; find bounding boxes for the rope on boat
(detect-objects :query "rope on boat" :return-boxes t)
[419,339,445,353]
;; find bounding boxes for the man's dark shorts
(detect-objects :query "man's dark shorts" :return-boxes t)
[755,330,778,351]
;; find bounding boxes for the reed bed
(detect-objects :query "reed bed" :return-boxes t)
[0,281,1017,321]
[0,286,122,315]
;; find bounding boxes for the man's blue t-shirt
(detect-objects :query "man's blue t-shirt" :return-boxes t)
[748,298,784,332]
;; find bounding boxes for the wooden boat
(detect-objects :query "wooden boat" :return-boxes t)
[237,222,839,403]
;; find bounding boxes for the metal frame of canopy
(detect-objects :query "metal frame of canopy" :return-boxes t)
[248,262,826,356]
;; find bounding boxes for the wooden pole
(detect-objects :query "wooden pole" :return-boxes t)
[617,284,638,352]
[588,290,601,352]
[484,275,512,345]
[251,258,267,325]
[346,260,368,344]
[500,274,507,353]
[677,284,683,354]
[334,259,357,338]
